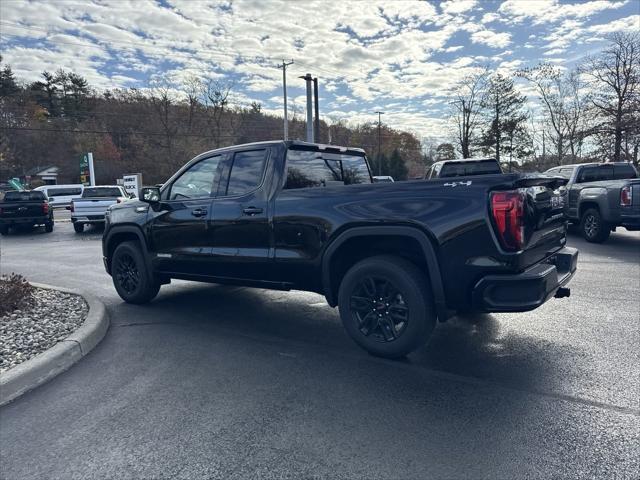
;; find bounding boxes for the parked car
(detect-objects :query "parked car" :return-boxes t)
[71,185,130,233]
[544,162,639,243]
[103,140,577,358]
[373,175,394,183]
[425,158,502,179]
[0,190,53,235]
[34,184,84,208]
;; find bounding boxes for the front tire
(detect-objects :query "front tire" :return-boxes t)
[73,223,84,233]
[112,241,160,304]
[580,208,610,243]
[338,255,436,358]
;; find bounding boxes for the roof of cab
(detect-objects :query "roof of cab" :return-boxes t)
[194,140,366,159]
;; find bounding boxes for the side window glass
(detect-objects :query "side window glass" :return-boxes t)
[284,150,371,189]
[169,156,221,200]
[225,150,267,196]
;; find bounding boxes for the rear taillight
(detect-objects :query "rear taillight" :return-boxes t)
[620,186,632,206]
[490,190,525,251]
[42,202,49,214]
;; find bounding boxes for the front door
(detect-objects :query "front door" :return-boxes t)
[149,155,223,275]
[210,148,272,281]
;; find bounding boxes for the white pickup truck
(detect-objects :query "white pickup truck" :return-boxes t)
[70,185,130,233]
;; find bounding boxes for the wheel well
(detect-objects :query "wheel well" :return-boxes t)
[327,235,428,306]
[106,231,142,270]
[579,201,599,219]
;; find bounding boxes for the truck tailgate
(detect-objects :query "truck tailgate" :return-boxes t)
[0,202,45,218]
[73,199,116,216]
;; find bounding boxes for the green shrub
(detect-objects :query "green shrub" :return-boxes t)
[0,273,34,316]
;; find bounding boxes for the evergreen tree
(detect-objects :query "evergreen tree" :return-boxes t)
[0,56,19,97]
[388,148,408,180]
[480,74,528,163]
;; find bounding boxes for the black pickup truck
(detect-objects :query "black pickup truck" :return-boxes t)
[545,162,639,242]
[103,141,577,358]
[0,190,54,235]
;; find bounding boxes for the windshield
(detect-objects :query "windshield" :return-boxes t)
[440,160,501,177]
[82,187,122,198]
[3,191,46,202]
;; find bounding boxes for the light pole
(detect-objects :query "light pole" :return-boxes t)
[375,111,384,175]
[278,60,294,140]
[300,73,314,142]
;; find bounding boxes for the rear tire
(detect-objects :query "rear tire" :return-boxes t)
[45,222,54,233]
[112,241,160,304]
[580,208,610,243]
[73,223,84,233]
[338,255,436,358]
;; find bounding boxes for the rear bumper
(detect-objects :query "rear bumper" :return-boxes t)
[472,247,578,312]
[72,215,105,224]
[0,216,51,226]
[619,212,640,231]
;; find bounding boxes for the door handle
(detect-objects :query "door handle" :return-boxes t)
[191,208,208,217]
[242,206,263,216]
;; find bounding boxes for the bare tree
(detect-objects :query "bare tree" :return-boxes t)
[518,64,587,165]
[582,32,640,162]
[450,69,487,158]
[200,79,232,148]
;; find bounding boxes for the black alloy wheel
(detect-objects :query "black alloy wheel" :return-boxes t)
[115,252,140,295]
[338,255,436,358]
[111,241,160,304]
[350,276,409,343]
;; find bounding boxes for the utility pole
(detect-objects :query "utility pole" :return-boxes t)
[300,73,314,142]
[313,77,320,143]
[278,60,294,140]
[375,111,384,176]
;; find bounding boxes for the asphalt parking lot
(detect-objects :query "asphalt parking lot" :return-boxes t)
[1,216,638,479]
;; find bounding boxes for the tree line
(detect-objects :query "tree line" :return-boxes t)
[449,32,639,172]
[0,63,423,186]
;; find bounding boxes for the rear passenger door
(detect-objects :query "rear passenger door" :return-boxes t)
[209,148,272,280]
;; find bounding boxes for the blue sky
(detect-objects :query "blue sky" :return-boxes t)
[0,0,638,142]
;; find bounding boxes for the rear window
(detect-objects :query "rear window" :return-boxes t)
[439,160,501,177]
[284,149,371,189]
[4,191,46,201]
[82,187,122,198]
[577,166,614,183]
[48,187,82,197]
[613,164,638,180]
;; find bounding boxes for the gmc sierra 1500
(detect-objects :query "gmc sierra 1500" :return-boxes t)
[103,141,577,357]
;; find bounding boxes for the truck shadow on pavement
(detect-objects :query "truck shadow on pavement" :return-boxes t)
[117,282,587,398]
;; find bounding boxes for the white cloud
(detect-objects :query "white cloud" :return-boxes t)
[499,0,628,25]
[471,30,512,48]
[441,1,478,15]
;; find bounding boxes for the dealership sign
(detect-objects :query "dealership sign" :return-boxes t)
[122,173,142,198]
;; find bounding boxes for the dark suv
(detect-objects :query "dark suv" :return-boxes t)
[103,141,576,358]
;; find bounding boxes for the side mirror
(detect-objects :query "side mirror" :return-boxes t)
[140,187,161,203]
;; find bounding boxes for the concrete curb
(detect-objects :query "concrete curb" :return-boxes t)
[0,283,109,406]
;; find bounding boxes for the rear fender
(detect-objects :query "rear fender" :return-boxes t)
[321,226,449,322]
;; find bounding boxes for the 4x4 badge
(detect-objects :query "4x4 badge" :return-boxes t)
[444,181,472,187]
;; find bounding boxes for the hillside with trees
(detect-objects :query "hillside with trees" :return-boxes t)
[0,63,424,185]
